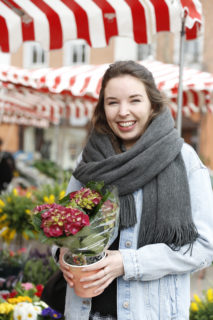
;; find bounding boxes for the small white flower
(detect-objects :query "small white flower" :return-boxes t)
[14,302,39,320]
[34,300,48,308]
[33,305,42,314]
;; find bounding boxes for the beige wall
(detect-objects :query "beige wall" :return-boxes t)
[197,0,213,168]
[11,46,23,67]
[156,33,174,63]
[199,113,213,168]
[90,39,114,64]
[10,39,115,67]
[49,50,63,68]
[0,124,19,152]
[202,0,213,73]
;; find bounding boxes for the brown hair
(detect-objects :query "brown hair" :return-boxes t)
[92,60,167,135]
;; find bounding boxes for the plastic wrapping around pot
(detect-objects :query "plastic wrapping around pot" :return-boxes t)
[58,186,120,266]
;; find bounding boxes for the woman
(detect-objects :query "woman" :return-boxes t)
[59,61,213,320]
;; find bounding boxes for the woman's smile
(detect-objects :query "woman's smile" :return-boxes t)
[117,121,136,130]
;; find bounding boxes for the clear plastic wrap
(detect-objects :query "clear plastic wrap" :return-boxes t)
[32,182,120,266]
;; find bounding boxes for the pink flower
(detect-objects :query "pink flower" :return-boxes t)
[69,187,102,210]
[40,205,90,238]
[22,282,34,290]
[70,191,78,199]
[42,225,63,237]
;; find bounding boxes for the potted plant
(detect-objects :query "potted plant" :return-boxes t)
[32,181,119,298]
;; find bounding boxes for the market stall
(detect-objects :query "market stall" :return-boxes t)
[0,60,212,128]
[0,0,203,133]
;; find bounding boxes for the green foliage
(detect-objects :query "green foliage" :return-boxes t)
[0,189,36,243]
[33,181,68,205]
[22,255,58,286]
[33,159,72,182]
[190,289,213,320]
[0,248,27,268]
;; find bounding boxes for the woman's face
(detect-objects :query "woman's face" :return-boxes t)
[104,75,152,150]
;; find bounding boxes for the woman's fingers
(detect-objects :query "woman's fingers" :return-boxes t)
[81,269,107,287]
[80,250,124,292]
[59,247,74,286]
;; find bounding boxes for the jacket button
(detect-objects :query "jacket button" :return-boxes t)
[82,300,90,306]
[123,301,129,309]
[125,240,132,248]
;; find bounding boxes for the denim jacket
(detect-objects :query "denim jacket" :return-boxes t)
[64,143,213,320]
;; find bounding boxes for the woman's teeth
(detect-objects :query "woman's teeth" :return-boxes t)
[118,121,135,127]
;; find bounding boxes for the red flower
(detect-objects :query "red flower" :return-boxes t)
[42,225,64,237]
[9,250,15,257]
[70,191,78,199]
[35,284,44,297]
[17,247,27,254]
[40,205,90,238]
[2,290,17,300]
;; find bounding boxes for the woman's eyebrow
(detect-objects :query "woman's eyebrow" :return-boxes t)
[129,94,143,98]
[105,96,117,101]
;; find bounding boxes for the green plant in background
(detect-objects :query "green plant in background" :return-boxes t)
[190,289,213,319]
[0,189,36,244]
[0,248,27,268]
[0,248,28,285]
[22,249,58,286]
[33,159,72,183]
[33,159,61,180]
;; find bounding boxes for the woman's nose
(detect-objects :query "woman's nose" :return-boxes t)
[118,102,130,116]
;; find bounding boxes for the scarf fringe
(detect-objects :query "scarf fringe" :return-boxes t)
[119,195,137,228]
[138,223,199,253]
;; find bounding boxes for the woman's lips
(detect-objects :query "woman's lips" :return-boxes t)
[117,121,136,131]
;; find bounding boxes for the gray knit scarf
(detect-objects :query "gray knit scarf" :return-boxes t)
[73,108,199,250]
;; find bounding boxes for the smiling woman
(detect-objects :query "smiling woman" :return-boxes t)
[57,61,213,320]
[104,75,152,150]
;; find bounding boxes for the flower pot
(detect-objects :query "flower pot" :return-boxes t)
[63,253,106,298]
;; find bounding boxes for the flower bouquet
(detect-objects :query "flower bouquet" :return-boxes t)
[32,181,119,297]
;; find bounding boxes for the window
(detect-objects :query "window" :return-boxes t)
[23,42,48,68]
[174,36,203,68]
[63,40,90,66]
[137,43,156,60]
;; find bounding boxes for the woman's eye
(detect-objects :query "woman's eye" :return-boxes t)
[131,99,141,103]
[108,101,117,105]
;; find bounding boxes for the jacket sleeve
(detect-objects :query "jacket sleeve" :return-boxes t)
[120,150,213,281]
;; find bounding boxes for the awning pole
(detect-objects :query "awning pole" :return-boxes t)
[176,16,186,136]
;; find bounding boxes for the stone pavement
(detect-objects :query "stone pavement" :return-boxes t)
[190,265,213,299]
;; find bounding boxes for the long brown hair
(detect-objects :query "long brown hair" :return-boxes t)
[92,60,167,135]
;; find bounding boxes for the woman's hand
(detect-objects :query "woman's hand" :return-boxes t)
[59,247,74,288]
[80,250,124,295]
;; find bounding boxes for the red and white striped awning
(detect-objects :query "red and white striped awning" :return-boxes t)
[0,0,202,53]
[0,60,212,118]
[0,81,95,126]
